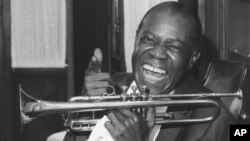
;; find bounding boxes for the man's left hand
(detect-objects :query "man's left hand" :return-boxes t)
[104,107,154,141]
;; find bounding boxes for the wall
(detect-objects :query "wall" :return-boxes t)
[226,0,250,64]
[15,69,67,141]
[0,0,74,141]
[73,0,111,94]
[0,0,17,140]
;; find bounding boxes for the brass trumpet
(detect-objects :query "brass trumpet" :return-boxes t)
[19,85,243,132]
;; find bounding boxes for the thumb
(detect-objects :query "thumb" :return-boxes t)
[94,48,103,63]
[86,48,103,73]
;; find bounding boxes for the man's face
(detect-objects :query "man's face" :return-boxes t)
[132,12,197,94]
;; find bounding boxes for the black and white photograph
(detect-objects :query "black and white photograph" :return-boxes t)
[0,0,250,141]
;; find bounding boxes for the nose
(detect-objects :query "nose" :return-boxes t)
[149,45,168,60]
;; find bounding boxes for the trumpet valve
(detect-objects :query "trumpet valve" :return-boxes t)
[130,86,139,113]
[131,85,137,94]
[141,85,149,101]
[121,86,128,101]
[141,85,149,118]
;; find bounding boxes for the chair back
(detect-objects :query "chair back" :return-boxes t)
[203,60,250,123]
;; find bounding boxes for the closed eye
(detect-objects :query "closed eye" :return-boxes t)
[141,35,157,44]
[168,46,181,52]
[164,45,184,52]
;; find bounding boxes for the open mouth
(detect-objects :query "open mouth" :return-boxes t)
[142,63,168,83]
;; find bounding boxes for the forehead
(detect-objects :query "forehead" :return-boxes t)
[140,11,194,42]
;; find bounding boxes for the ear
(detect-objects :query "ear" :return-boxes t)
[187,51,201,69]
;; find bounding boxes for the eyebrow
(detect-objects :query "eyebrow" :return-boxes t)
[141,30,185,46]
[141,31,160,41]
[163,38,185,47]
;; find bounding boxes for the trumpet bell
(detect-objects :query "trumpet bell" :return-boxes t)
[19,86,39,125]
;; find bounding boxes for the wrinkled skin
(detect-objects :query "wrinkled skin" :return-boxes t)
[132,12,200,95]
[83,11,200,141]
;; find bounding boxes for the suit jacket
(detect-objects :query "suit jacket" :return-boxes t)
[64,73,236,141]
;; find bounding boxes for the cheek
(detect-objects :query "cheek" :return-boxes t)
[173,58,188,71]
[170,51,191,68]
[169,53,190,80]
[132,52,140,72]
[132,47,147,69]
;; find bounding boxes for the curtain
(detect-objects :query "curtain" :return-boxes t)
[11,0,66,68]
[123,0,177,72]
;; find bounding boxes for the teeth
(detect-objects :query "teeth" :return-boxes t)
[144,73,164,82]
[143,64,166,75]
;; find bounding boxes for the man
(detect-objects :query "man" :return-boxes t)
[48,1,235,141]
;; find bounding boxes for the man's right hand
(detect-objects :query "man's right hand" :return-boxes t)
[83,48,111,96]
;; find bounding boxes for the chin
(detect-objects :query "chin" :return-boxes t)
[147,84,172,95]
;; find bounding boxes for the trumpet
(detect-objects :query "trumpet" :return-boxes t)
[19,85,243,132]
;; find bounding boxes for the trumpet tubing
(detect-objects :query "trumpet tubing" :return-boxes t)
[19,85,242,132]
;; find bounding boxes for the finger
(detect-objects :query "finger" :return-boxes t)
[118,109,140,124]
[86,56,101,73]
[87,88,107,96]
[94,48,103,63]
[113,110,127,121]
[115,110,135,134]
[85,81,110,89]
[85,48,103,73]
[104,121,116,136]
[118,109,142,133]
[106,111,125,129]
[85,73,110,81]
